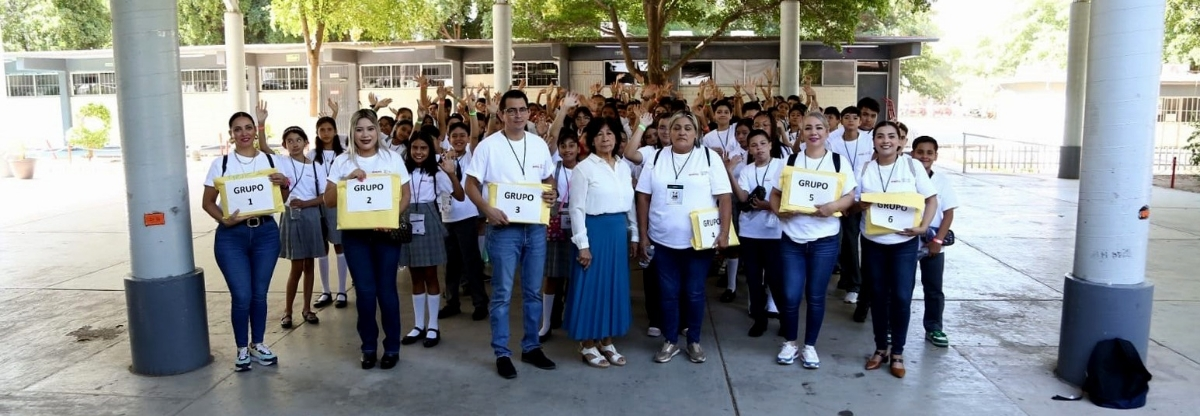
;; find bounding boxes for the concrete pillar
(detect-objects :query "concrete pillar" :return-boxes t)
[58,72,73,145]
[224,1,248,112]
[110,0,210,375]
[492,0,513,89]
[778,0,800,97]
[1056,0,1163,386]
[247,65,260,120]
[450,60,464,98]
[887,59,901,120]
[1058,0,1090,180]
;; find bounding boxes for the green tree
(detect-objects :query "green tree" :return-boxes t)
[177,0,299,46]
[1164,0,1199,64]
[68,103,112,159]
[859,0,956,101]
[2,0,110,51]
[977,0,1069,77]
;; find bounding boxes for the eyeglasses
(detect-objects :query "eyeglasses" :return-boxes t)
[503,107,530,116]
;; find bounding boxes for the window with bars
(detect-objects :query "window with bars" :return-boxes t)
[181,69,227,93]
[6,73,60,97]
[463,62,560,87]
[71,72,117,95]
[261,67,309,91]
[1159,97,1200,123]
[360,63,452,88]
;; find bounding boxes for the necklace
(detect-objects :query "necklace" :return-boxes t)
[505,132,528,177]
[232,150,258,174]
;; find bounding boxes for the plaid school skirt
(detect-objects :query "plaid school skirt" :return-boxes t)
[398,202,449,268]
[280,206,328,260]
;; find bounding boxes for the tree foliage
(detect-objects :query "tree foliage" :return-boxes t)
[976,0,1069,77]
[859,0,956,101]
[1164,0,1199,64]
[68,103,112,157]
[2,0,110,51]
[177,0,300,46]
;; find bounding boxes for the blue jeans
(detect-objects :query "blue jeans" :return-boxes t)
[213,218,280,348]
[777,235,840,345]
[654,243,713,345]
[920,252,945,332]
[486,224,547,357]
[342,231,403,354]
[741,237,782,319]
[862,237,919,354]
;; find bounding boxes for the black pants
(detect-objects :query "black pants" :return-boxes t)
[444,216,487,310]
[836,212,863,293]
[642,258,662,328]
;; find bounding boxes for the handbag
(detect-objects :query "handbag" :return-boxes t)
[922,226,955,246]
[384,211,413,244]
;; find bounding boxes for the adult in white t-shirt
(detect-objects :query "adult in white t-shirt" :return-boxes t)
[438,122,488,320]
[200,111,291,371]
[910,136,959,349]
[854,121,937,379]
[769,112,858,369]
[464,90,559,379]
[322,109,412,370]
[635,112,733,365]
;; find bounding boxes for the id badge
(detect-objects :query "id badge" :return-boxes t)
[559,203,572,230]
[410,213,426,235]
[667,184,684,206]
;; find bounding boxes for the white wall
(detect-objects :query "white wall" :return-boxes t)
[3,96,66,147]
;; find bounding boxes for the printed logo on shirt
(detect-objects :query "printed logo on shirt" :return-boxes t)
[532,163,544,170]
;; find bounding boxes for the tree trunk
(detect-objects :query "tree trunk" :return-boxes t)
[307,48,319,117]
[644,2,668,86]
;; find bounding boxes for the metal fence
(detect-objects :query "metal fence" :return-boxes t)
[945,133,1200,175]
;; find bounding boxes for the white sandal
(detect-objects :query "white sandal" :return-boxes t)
[580,346,610,368]
[599,344,626,366]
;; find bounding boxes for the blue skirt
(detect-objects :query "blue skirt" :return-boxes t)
[564,213,632,340]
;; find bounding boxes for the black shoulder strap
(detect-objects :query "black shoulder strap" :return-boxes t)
[832,152,842,173]
[704,147,711,166]
[653,148,665,166]
[221,155,228,175]
[787,153,798,166]
[312,160,320,193]
[266,154,275,168]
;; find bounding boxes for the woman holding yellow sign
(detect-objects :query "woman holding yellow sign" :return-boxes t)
[855,120,937,378]
[323,109,412,370]
[635,111,733,365]
[201,111,291,372]
[768,112,857,369]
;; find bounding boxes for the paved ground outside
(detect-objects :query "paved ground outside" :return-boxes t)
[1,158,1198,416]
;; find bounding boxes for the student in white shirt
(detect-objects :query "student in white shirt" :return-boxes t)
[752,112,790,161]
[538,131,579,343]
[465,90,560,379]
[768,113,858,368]
[636,111,733,365]
[201,111,290,372]
[386,119,414,157]
[562,117,638,369]
[701,100,741,159]
[311,116,349,310]
[715,116,750,306]
[438,122,489,321]
[784,105,805,149]
[855,121,938,379]
[277,127,328,330]
[397,130,463,349]
[723,129,785,339]
[322,109,413,371]
[824,107,843,137]
[826,106,873,309]
[911,136,958,349]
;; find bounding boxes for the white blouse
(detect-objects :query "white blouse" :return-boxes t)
[568,154,639,250]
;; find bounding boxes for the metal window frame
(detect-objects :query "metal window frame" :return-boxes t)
[70,71,117,96]
[259,66,309,91]
[180,69,227,93]
[462,61,560,87]
[359,63,454,89]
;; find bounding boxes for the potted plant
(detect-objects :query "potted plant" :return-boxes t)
[68,103,112,160]
[8,145,36,180]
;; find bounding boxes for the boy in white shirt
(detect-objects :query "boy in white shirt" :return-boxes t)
[910,136,958,348]
[826,106,873,310]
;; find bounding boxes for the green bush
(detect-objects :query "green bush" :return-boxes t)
[1186,121,1200,167]
[68,103,112,152]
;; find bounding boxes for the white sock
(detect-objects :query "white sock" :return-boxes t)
[318,256,331,293]
[539,294,555,336]
[336,254,348,293]
[427,295,440,332]
[725,259,739,291]
[766,289,779,314]
[412,294,427,330]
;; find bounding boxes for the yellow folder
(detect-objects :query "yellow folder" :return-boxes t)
[336,173,403,230]
[689,208,741,250]
[213,168,284,218]
[860,192,925,236]
[778,166,846,217]
[487,183,552,225]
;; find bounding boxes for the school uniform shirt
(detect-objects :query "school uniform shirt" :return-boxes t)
[440,148,480,222]
[306,149,341,194]
[773,151,857,244]
[857,155,937,246]
[465,131,555,203]
[204,152,283,215]
[701,126,743,160]
[826,130,874,177]
[635,147,732,250]
[408,169,454,204]
[919,168,960,251]
[629,145,658,180]
[569,154,638,249]
[325,149,411,194]
[551,162,573,208]
[383,140,406,159]
[736,158,784,240]
[280,155,326,202]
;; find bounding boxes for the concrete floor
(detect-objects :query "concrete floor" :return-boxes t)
[1,159,1198,416]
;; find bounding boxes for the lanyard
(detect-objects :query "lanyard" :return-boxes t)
[671,149,695,181]
[411,170,430,202]
[717,127,732,152]
[287,156,306,192]
[843,139,860,170]
[878,160,898,193]
[505,133,528,177]
[754,160,771,189]
[803,150,828,172]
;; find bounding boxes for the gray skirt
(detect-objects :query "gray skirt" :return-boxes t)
[545,239,573,278]
[398,202,449,268]
[280,206,328,260]
[321,205,342,245]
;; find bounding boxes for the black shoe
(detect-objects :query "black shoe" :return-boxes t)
[314,293,333,308]
[538,330,552,344]
[380,353,399,369]
[423,329,440,348]
[401,328,426,345]
[767,311,780,320]
[853,304,869,323]
[497,357,517,379]
[748,317,768,337]
[472,307,488,321]
[521,348,557,370]
[361,353,377,370]
[719,289,736,303]
[334,293,348,309]
[439,306,461,319]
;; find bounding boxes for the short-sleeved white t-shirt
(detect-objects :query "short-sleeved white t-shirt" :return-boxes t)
[702,126,740,157]
[635,147,733,250]
[203,152,282,216]
[772,151,857,244]
[440,148,480,222]
[928,170,959,229]
[826,131,874,177]
[409,169,454,204]
[306,149,342,194]
[465,131,555,202]
[325,149,411,191]
[736,158,784,240]
[857,155,937,245]
[279,155,326,202]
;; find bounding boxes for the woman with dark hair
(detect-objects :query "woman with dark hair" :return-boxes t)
[563,117,637,368]
[753,111,791,158]
[201,111,292,372]
[311,116,350,310]
[278,126,326,329]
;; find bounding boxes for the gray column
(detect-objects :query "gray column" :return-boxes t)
[492,0,512,89]
[224,0,248,112]
[1056,0,1163,386]
[450,60,464,98]
[110,0,211,375]
[778,0,800,97]
[887,58,901,119]
[1058,0,1090,180]
[58,72,73,144]
[247,65,260,115]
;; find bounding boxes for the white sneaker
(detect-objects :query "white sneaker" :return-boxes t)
[844,292,859,304]
[776,341,800,365]
[801,345,820,369]
[234,347,251,372]
[647,327,662,337]
[249,343,277,366]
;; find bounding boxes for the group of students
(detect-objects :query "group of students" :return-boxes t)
[200,80,957,380]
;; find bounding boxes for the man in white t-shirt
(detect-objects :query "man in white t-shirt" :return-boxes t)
[465,89,560,379]
[911,136,958,348]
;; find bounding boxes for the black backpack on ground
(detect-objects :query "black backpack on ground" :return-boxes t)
[1083,338,1151,409]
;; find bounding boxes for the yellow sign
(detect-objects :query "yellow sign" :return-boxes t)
[214,169,284,218]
